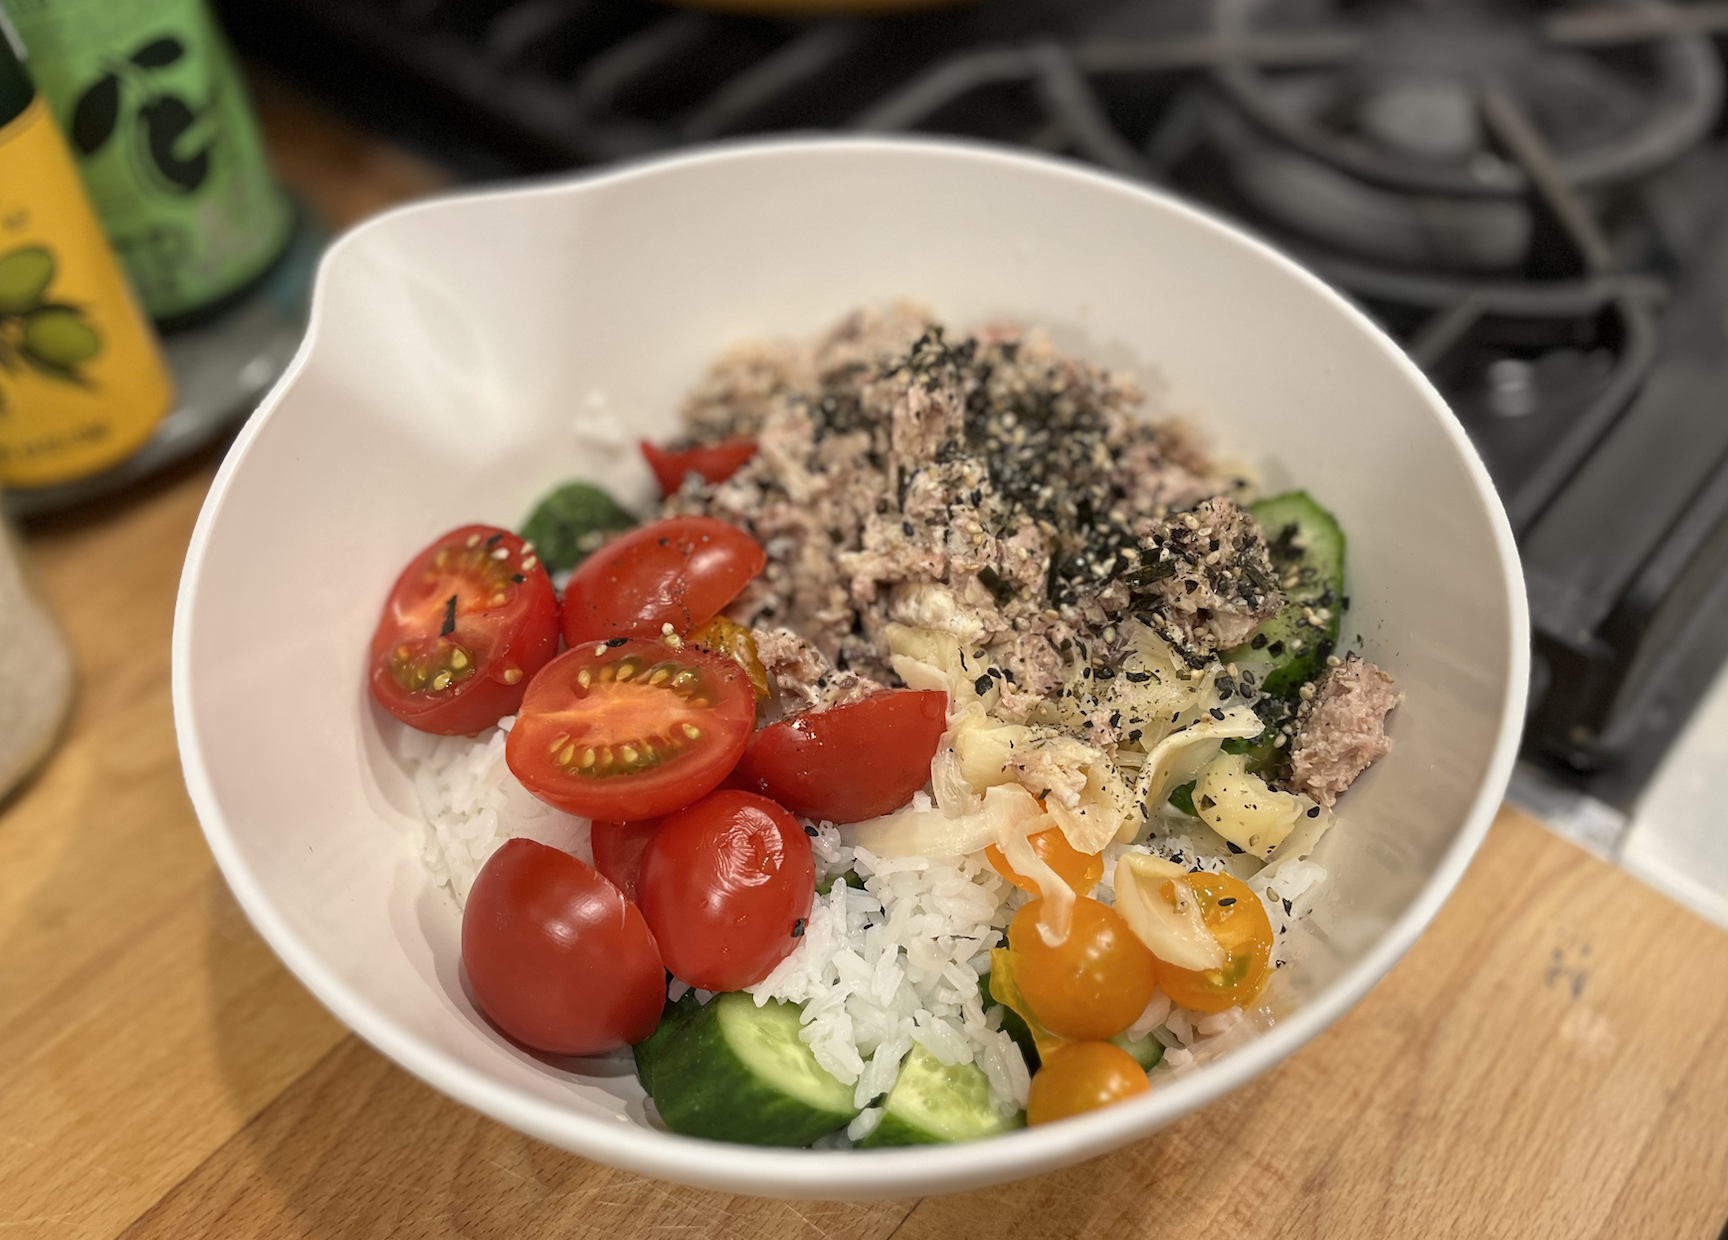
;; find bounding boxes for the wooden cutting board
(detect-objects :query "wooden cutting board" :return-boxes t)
[3,73,1726,1240]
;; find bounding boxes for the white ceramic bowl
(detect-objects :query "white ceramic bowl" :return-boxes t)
[173,137,1527,1199]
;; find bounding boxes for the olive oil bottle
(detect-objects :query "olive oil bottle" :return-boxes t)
[3,0,293,326]
[0,15,174,488]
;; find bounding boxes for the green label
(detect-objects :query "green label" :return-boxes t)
[4,0,291,320]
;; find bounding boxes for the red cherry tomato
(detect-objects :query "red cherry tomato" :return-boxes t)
[641,438,759,496]
[559,516,766,647]
[461,838,665,1055]
[506,638,755,820]
[731,690,947,823]
[369,525,558,735]
[636,789,815,991]
[591,817,663,904]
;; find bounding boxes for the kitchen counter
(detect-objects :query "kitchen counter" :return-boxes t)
[4,74,1728,1240]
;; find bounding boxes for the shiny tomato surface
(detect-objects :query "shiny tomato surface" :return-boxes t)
[640,438,759,496]
[369,524,558,735]
[1151,871,1274,1012]
[636,789,815,991]
[987,827,1105,898]
[590,817,663,904]
[559,516,765,647]
[730,689,947,823]
[1008,896,1157,1042]
[1027,1041,1151,1126]
[507,639,755,820]
[461,838,664,1055]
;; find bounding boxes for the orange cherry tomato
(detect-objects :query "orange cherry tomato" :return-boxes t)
[986,827,1104,898]
[1008,897,1157,1042]
[1027,1041,1151,1126]
[1152,871,1274,1013]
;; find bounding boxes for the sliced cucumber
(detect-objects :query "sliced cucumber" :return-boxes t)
[649,992,858,1146]
[859,1046,1024,1147]
[1110,1027,1165,1070]
[632,987,700,1097]
[1229,491,1345,700]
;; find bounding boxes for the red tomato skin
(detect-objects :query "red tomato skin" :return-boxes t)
[636,790,815,992]
[461,839,665,1055]
[505,639,756,821]
[559,516,766,647]
[591,817,663,904]
[641,438,759,496]
[731,690,948,823]
[369,524,558,736]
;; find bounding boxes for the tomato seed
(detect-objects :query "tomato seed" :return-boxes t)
[682,724,701,740]
[559,744,576,765]
[577,669,592,688]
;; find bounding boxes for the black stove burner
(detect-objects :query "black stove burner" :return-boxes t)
[219,0,1728,808]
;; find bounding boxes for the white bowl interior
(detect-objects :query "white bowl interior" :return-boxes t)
[174,139,1526,1198]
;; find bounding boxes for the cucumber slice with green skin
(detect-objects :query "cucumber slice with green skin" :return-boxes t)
[1110,1028,1165,1070]
[858,1046,1025,1147]
[815,868,865,897]
[1229,491,1346,700]
[520,481,637,573]
[649,992,858,1146]
[632,987,701,1097]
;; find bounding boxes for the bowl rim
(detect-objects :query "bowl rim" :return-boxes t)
[172,133,1529,1198]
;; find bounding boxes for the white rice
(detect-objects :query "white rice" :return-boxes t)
[399,726,1313,1114]
[397,716,589,904]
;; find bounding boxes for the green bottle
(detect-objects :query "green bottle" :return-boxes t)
[2,0,293,326]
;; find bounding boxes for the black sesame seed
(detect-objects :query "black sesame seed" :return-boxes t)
[440,594,458,637]
[1283,898,1293,915]
[605,637,629,647]
[975,674,993,695]
[1209,707,1225,721]
[486,533,503,546]
[902,521,915,537]
[1250,633,1269,650]
[1307,806,1321,818]
[1218,897,1237,906]
[792,919,807,938]
[803,824,818,837]
[511,574,527,584]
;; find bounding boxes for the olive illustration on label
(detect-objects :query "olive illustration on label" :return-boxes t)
[69,36,212,195]
[0,246,54,316]
[0,246,104,388]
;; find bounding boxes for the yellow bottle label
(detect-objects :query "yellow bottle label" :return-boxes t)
[0,95,173,488]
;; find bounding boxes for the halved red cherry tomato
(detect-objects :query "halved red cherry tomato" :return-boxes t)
[636,789,815,991]
[506,638,755,820]
[461,838,665,1055]
[369,525,558,735]
[641,438,759,496]
[1027,1041,1151,1126]
[730,690,947,823]
[591,817,663,904]
[559,516,766,647]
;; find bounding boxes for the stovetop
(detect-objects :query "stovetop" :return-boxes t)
[220,0,1728,830]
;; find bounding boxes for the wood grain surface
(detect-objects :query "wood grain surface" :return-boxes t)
[4,71,1727,1240]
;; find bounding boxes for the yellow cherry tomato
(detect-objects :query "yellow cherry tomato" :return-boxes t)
[986,826,1104,897]
[1027,1041,1151,1125]
[1152,870,1274,1013]
[1008,897,1156,1042]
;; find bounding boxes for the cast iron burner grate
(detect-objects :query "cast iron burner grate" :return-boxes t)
[220,0,1728,808]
